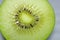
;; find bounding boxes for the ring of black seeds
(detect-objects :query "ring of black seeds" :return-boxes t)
[15,8,39,29]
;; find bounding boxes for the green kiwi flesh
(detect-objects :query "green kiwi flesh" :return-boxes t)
[0,0,55,40]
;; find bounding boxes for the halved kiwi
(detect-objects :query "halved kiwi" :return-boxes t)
[0,0,55,40]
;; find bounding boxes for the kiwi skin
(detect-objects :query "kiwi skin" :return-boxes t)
[0,0,55,40]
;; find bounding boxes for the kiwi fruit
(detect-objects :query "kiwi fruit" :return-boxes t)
[0,0,55,40]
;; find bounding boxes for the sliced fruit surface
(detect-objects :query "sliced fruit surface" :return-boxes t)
[0,0,55,40]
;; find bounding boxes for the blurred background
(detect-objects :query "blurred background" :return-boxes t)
[0,0,60,40]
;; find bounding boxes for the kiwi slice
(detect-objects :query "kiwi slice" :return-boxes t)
[0,0,55,40]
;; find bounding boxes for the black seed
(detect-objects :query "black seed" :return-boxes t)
[21,25,24,28]
[17,23,20,26]
[24,8,26,10]
[19,10,21,12]
[15,20,18,22]
[30,24,33,27]
[28,11,32,14]
[30,12,31,14]
[15,14,18,16]
[25,26,27,29]
[36,19,39,21]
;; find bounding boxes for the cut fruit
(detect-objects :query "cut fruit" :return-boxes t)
[0,0,55,40]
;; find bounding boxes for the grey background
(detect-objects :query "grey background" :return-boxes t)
[0,0,60,40]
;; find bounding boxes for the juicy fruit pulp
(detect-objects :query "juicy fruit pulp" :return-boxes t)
[0,0,55,40]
